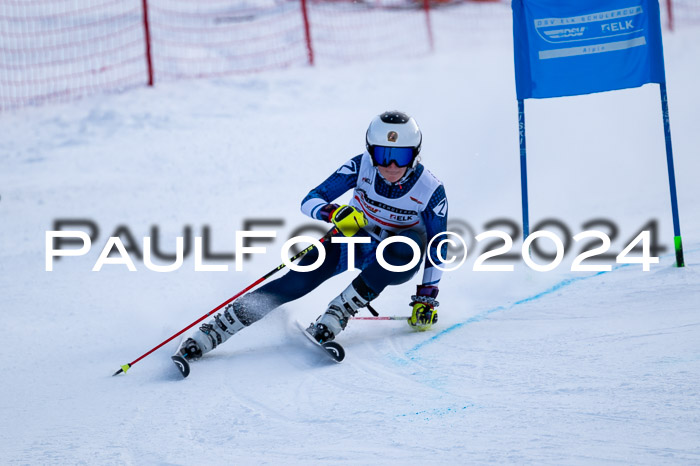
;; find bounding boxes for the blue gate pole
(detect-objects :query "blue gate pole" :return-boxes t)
[518,99,530,241]
[659,83,684,267]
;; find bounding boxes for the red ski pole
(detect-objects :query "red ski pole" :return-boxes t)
[351,316,410,321]
[113,227,337,376]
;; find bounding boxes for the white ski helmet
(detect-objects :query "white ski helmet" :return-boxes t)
[365,111,422,167]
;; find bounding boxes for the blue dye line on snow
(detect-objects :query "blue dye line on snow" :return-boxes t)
[406,245,699,358]
[395,404,476,420]
[406,264,631,357]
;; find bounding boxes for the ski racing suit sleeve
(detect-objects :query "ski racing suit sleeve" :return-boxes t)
[301,154,362,220]
[421,184,448,286]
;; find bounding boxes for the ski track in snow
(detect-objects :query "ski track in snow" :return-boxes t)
[2,10,700,465]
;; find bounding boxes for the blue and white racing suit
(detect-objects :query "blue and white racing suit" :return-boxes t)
[234,152,448,325]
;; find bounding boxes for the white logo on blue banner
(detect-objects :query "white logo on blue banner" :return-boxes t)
[535,7,646,59]
[512,0,666,99]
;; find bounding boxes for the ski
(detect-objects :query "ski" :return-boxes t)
[171,354,190,378]
[171,337,190,378]
[296,320,345,363]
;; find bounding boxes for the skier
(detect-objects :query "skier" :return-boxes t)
[177,111,448,361]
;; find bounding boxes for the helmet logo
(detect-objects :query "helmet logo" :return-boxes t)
[387,131,398,142]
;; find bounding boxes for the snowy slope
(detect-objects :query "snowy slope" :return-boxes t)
[1,9,700,465]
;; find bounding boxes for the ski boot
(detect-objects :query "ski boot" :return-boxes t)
[309,279,374,343]
[177,301,247,361]
[306,322,335,344]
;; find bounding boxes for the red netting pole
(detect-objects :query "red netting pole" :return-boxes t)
[423,0,435,52]
[666,0,674,31]
[141,0,154,85]
[300,0,314,65]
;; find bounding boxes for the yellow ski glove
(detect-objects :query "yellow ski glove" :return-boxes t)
[330,205,368,237]
[408,285,439,331]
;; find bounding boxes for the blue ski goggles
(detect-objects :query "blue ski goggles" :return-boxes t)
[369,145,416,167]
